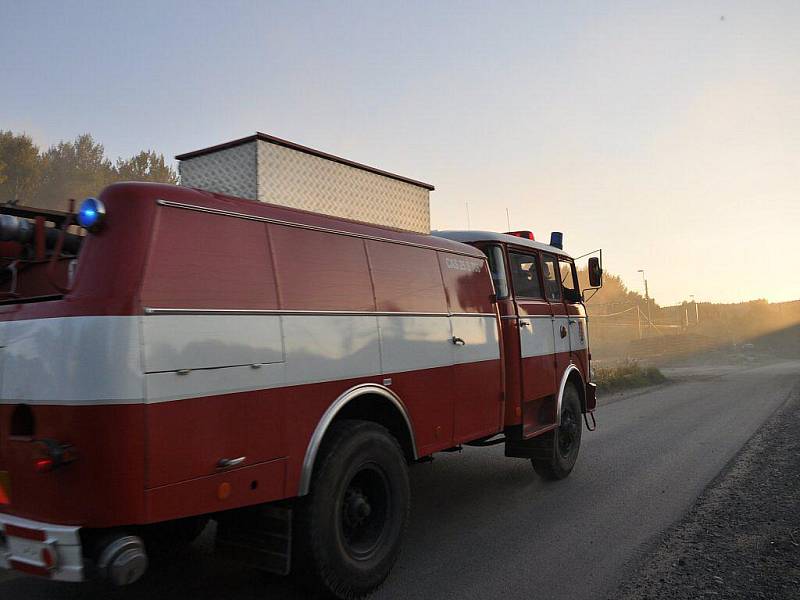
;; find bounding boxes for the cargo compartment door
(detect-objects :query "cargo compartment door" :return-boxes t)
[140,208,288,490]
[142,313,287,488]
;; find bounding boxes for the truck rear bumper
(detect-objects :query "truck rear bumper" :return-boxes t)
[0,513,84,582]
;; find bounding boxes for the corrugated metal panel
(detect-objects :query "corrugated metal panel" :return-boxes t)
[257,141,430,234]
[178,135,431,234]
[178,141,258,200]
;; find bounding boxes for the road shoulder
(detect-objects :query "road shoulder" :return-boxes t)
[610,381,800,599]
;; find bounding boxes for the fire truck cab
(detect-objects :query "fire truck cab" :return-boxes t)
[0,183,600,599]
[436,230,597,455]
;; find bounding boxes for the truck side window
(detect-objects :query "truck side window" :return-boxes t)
[482,245,509,299]
[508,251,542,299]
[559,259,580,302]
[541,254,561,302]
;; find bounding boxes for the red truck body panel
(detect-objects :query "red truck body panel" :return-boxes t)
[0,182,508,528]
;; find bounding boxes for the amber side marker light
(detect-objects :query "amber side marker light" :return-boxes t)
[218,482,232,500]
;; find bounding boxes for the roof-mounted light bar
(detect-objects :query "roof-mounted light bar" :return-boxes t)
[505,230,535,241]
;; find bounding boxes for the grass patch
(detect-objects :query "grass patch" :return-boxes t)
[594,360,667,393]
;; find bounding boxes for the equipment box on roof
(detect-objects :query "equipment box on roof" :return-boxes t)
[176,132,434,234]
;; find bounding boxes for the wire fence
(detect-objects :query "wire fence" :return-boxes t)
[588,303,686,340]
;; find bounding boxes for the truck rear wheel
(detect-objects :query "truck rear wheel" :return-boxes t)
[294,419,410,599]
[532,384,582,480]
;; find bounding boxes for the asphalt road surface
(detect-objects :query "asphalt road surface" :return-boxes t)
[2,360,798,599]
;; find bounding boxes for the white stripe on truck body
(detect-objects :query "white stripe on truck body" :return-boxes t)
[0,312,500,406]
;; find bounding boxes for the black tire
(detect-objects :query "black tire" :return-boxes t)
[294,419,410,599]
[532,384,583,480]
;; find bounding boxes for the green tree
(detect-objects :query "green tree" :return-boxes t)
[114,150,178,184]
[35,134,114,211]
[0,130,41,205]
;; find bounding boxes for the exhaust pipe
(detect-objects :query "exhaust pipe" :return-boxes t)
[96,535,148,586]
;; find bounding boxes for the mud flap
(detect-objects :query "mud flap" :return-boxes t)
[583,410,597,432]
[585,382,597,412]
[215,504,292,576]
[505,431,555,460]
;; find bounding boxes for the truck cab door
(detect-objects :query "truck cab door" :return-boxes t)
[507,250,558,436]
[541,253,571,393]
[558,258,589,377]
[477,245,519,429]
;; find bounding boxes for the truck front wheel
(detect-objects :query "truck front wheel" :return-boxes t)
[532,384,583,480]
[294,419,410,599]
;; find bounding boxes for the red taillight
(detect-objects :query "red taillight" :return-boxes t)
[35,458,54,473]
[41,546,57,569]
[32,439,77,473]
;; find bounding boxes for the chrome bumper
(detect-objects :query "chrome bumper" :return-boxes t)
[0,512,84,582]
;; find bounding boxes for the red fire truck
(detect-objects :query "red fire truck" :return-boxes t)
[0,182,601,598]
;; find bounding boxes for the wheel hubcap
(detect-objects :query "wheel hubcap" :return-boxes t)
[340,465,390,560]
[344,488,372,528]
[558,409,578,457]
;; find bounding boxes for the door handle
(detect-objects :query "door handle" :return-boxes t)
[518,320,530,328]
[560,325,568,339]
[451,336,466,346]
[217,456,246,471]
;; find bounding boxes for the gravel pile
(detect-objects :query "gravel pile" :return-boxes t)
[612,383,800,600]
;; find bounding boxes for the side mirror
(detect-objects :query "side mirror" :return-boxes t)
[588,257,603,288]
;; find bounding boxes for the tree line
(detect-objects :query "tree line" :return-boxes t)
[0,130,177,212]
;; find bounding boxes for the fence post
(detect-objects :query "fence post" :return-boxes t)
[637,306,642,339]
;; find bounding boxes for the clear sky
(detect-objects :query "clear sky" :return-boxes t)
[2,1,798,304]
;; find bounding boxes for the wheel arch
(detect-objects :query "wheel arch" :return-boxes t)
[556,364,586,424]
[298,383,418,496]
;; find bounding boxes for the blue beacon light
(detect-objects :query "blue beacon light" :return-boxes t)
[77,198,106,232]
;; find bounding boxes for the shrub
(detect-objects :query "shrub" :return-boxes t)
[593,360,666,392]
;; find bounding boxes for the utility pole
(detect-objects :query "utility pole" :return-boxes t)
[690,294,699,325]
[638,269,651,328]
[505,208,511,231]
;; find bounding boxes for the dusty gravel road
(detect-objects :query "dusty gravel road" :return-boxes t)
[2,360,798,599]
